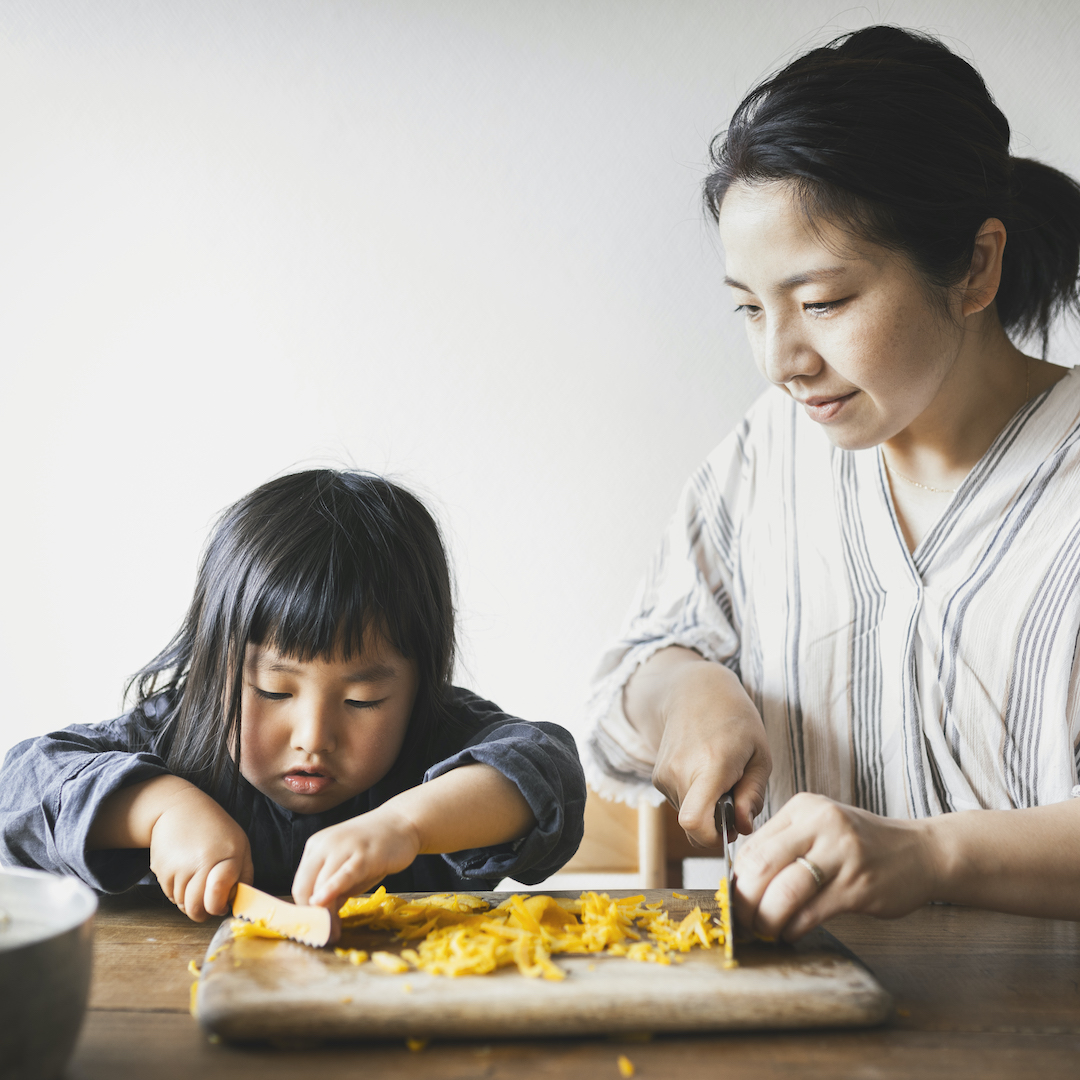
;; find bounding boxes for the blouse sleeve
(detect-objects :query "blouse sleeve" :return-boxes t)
[422,690,587,886]
[0,703,172,894]
[582,421,752,806]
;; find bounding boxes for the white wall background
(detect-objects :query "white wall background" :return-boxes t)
[2,0,1078,761]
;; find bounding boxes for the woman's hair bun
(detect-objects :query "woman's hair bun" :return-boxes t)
[1001,157,1080,343]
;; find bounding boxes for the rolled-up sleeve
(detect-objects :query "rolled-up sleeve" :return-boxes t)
[582,421,753,807]
[424,719,586,886]
[0,715,171,893]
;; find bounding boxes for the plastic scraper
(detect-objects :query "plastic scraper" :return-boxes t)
[230,882,333,947]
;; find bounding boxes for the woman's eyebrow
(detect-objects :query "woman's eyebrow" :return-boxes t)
[724,266,848,292]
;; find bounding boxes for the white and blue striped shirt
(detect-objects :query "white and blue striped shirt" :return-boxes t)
[586,368,1080,821]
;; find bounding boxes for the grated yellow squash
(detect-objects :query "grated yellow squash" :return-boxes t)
[322,888,732,981]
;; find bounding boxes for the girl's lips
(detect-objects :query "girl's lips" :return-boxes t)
[283,772,334,795]
[802,391,857,423]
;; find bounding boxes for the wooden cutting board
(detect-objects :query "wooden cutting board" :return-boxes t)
[194,890,891,1041]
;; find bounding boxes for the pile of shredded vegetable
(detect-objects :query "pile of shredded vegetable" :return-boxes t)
[314,888,732,981]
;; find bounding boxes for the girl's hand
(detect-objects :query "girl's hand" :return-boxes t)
[626,647,772,846]
[732,792,939,941]
[291,806,422,910]
[149,785,254,923]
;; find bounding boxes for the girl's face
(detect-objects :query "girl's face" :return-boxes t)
[237,634,419,814]
[718,180,966,451]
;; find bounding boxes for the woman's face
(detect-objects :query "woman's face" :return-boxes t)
[718,180,966,451]
[237,634,418,814]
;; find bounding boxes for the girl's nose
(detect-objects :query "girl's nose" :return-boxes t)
[292,699,336,754]
[762,316,821,386]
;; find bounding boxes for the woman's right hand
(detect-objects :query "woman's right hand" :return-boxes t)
[149,785,254,922]
[624,646,772,846]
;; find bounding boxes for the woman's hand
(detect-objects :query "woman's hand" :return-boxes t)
[291,806,421,909]
[624,647,772,846]
[148,785,254,923]
[733,792,938,941]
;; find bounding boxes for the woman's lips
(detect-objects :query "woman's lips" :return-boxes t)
[802,391,857,423]
[283,771,334,795]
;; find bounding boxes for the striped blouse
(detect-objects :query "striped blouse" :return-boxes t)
[585,368,1080,820]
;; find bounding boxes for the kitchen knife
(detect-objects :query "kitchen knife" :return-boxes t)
[230,882,333,948]
[716,792,737,968]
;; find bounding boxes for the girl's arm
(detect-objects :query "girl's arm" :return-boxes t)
[0,715,173,892]
[732,792,1080,941]
[291,763,535,907]
[87,774,254,922]
[623,646,772,843]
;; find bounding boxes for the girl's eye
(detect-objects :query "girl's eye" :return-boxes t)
[345,698,385,711]
[253,687,290,701]
[735,304,762,320]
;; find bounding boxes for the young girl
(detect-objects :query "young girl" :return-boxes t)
[1,470,585,922]
[586,26,1080,938]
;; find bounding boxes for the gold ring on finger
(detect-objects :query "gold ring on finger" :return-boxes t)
[795,856,824,890]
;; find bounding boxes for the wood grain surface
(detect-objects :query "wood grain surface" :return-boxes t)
[194,890,890,1040]
[69,887,1080,1079]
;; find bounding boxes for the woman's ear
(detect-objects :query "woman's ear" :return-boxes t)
[961,218,1007,317]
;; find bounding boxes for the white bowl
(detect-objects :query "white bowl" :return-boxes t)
[0,867,97,1080]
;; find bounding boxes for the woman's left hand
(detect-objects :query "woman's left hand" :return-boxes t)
[733,792,941,941]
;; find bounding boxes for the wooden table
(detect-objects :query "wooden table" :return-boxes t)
[69,888,1080,1079]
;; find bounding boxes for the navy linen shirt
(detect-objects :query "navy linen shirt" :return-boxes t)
[0,687,586,896]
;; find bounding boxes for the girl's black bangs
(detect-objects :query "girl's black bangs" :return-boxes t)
[244,543,412,664]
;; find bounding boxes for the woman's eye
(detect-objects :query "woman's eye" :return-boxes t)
[253,687,290,701]
[803,298,848,316]
[734,304,762,319]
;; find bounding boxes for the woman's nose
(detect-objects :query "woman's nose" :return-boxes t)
[292,699,336,754]
[761,316,821,386]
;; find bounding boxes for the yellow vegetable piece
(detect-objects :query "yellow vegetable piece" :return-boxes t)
[617,1053,635,1077]
[372,951,411,974]
[230,917,288,941]
[187,959,200,977]
[714,878,737,968]
[334,947,369,966]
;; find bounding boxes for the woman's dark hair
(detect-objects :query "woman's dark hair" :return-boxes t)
[704,25,1080,353]
[127,470,459,799]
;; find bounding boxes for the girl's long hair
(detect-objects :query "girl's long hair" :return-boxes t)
[703,25,1080,353]
[127,470,460,803]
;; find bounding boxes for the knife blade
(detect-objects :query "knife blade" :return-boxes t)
[716,792,737,968]
[230,882,333,948]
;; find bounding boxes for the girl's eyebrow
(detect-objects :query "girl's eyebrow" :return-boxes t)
[343,663,398,682]
[724,266,848,292]
[258,657,399,682]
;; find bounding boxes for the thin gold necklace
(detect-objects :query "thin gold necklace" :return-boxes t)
[883,357,1031,496]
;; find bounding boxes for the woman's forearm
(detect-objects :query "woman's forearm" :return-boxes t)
[623,645,751,746]
[383,764,535,855]
[925,799,1080,919]
[86,774,207,850]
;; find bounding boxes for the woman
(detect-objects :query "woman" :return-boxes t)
[585,25,1080,941]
